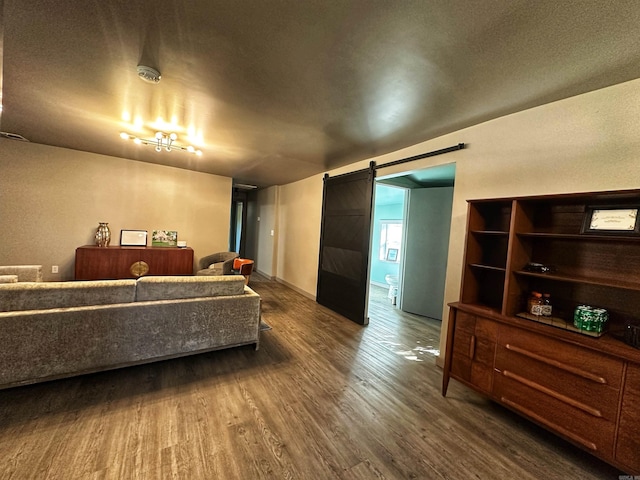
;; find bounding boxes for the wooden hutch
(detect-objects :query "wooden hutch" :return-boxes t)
[442,189,640,474]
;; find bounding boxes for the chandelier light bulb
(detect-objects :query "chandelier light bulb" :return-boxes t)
[119,132,201,156]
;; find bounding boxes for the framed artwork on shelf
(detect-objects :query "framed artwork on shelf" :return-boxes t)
[386,248,399,262]
[152,230,178,247]
[581,206,640,235]
[120,230,147,246]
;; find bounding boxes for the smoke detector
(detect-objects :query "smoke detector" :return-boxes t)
[0,131,29,142]
[137,65,161,84]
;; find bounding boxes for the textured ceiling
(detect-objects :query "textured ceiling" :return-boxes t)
[1,1,640,187]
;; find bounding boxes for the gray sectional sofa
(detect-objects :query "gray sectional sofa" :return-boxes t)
[0,275,261,390]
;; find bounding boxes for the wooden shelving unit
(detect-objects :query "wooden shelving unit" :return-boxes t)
[442,189,640,475]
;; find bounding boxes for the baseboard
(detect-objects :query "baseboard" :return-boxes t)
[254,268,276,281]
[435,355,444,369]
[275,277,316,301]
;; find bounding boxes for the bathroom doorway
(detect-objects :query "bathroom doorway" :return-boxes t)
[369,163,455,323]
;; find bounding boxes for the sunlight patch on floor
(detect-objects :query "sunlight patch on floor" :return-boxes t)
[378,339,439,362]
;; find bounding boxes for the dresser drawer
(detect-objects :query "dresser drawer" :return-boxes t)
[494,371,616,457]
[492,324,625,459]
[498,325,624,390]
[495,344,621,422]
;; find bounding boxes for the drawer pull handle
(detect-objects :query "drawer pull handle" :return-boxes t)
[502,370,603,418]
[500,396,598,451]
[505,344,607,384]
[469,335,476,359]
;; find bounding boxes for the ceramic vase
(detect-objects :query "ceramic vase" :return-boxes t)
[95,222,111,247]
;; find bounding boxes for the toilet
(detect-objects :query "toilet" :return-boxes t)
[384,274,399,305]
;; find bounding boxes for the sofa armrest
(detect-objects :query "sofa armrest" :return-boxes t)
[0,265,43,282]
[198,252,239,271]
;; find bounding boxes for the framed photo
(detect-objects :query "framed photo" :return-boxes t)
[386,248,399,262]
[152,230,178,247]
[120,229,147,246]
[581,206,640,235]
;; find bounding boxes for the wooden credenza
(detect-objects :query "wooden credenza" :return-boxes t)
[442,190,640,474]
[75,245,194,280]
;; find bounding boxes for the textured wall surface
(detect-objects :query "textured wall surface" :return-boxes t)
[269,78,640,362]
[0,140,232,281]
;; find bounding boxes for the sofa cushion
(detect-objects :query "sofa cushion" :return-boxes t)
[0,265,43,282]
[136,275,246,301]
[0,280,137,312]
[0,275,18,284]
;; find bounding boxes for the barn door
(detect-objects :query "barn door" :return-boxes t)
[316,163,375,325]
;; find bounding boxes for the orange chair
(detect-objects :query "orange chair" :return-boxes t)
[232,258,254,285]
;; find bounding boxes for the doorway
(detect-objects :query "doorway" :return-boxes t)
[370,184,407,307]
[369,163,455,323]
[229,188,248,256]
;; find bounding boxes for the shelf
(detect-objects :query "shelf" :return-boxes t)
[517,232,640,242]
[515,312,606,338]
[514,270,640,292]
[451,301,640,363]
[470,263,506,273]
[459,302,502,317]
[471,230,509,236]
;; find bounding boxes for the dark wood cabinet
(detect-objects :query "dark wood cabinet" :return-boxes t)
[75,246,194,280]
[449,311,497,394]
[617,363,640,472]
[442,190,640,474]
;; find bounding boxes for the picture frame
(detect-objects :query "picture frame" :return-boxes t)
[151,230,178,247]
[120,229,147,246]
[581,206,640,235]
[386,248,399,262]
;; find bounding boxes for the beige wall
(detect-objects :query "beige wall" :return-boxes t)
[269,77,640,360]
[0,140,232,281]
[275,176,323,297]
[254,186,279,277]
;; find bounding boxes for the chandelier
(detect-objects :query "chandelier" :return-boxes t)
[120,131,202,156]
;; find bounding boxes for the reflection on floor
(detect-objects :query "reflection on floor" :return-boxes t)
[367,283,442,362]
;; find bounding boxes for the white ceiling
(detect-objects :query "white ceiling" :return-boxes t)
[2,1,640,188]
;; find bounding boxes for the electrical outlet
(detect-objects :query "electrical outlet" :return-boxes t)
[51,265,59,274]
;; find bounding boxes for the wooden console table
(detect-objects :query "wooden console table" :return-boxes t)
[75,245,194,280]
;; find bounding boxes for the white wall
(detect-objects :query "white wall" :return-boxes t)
[267,77,640,362]
[401,187,453,320]
[0,140,232,280]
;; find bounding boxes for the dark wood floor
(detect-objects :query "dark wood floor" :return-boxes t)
[0,278,622,479]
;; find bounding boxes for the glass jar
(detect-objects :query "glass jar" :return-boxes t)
[541,293,552,317]
[528,291,543,316]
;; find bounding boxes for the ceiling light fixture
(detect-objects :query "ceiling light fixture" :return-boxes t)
[120,132,202,156]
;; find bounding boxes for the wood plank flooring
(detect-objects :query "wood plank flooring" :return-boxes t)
[0,278,623,479]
